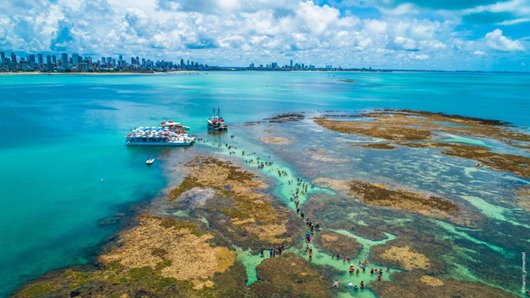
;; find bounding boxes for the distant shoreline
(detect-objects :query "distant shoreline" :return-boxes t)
[0,69,528,75]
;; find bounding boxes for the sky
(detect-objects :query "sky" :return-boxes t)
[0,0,529,71]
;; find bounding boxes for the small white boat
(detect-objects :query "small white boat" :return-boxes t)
[146,158,155,165]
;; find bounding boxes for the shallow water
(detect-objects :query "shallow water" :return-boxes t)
[1,72,529,296]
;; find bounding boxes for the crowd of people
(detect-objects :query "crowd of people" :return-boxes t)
[203,137,392,293]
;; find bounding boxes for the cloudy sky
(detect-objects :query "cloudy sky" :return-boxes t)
[1,0,529,70]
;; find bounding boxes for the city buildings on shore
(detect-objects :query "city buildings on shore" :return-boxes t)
[0,51,371,73]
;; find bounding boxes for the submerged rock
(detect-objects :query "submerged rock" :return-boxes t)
[349,180,479,227]
[314,109,530,178]
[15,216,248,298]
[260,136,293,144]
[313,231,362,259]
[370,232,449,274]
[371,272,518,298]
[264,113,305,123]
[168,156,302,250]
[514,185,530,211]
[250,253,332,298]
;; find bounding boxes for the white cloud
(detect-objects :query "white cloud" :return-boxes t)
[0,0,527,70]
[485,29,525,51]
[411,53,429,60]
[394,36,417,50]
[377,3,420,16]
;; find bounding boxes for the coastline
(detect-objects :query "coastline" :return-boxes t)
[2,70,529,76]
[0,70,203,76]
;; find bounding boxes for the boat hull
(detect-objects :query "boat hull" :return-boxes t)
[207,125,228,131]
[126,141,194,146]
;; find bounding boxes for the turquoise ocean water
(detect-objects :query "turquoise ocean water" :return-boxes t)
[0,72,529,297]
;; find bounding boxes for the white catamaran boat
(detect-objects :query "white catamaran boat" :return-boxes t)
[207,108,228,131]
[125,120,195,146]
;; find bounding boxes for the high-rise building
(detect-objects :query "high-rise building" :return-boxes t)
[46,55,52,70]
[72,53,80,70]
[290,59,293,69]
[28,54,36,65]
[52,55,57,65]
[37,53,43,65]
[0,52,5,66]
[61,53,69,70]
[11,52,17,64]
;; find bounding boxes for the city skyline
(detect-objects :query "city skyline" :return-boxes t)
[0,0,529,71]
[0,50,342,72]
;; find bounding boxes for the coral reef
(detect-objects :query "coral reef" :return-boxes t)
[264,113,305,123]
[15,216,248,298]
[306,149,349,163]
[349,180,478,227]
[514,186,530,211]
[315,110,530,178]
[312,177,351,193]
[370,232,449,274]
[313,231,363,259]
[250,253,332,298]
[356,143,396,150]
[260,136,292,144]
[169,156,302,249]
[99,216,235,287]
[371,272,518,298]
[379,246,430,270]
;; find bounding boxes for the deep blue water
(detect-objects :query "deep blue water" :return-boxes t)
[0,71,529,297]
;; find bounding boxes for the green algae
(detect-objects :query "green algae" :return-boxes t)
[15,281,60,298]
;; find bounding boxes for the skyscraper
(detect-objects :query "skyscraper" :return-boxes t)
[61,53,69,70]
[28,54,36,64]
[72,53,80,70]
[10,52,17,64]
[46,55,52,70]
